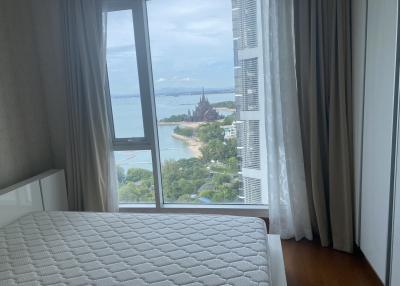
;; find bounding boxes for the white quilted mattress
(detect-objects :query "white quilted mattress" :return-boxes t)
[0,211,271,286]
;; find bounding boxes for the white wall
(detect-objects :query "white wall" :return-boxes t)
[360,0,398,282]
[351,0,367,246]
[0,0,53,188]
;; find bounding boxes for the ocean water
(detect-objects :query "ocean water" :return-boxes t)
[113,93,234,171]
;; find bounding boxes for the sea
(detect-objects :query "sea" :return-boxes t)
[113,92,235,171]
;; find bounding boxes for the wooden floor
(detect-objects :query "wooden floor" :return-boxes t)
[282,239,383,286]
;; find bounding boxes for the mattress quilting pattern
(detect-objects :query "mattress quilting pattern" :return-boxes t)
[0,211,270,285]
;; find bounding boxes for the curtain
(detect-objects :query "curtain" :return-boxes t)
[62,0,118,212]
[263,0,313,241]
[294,0,353,252]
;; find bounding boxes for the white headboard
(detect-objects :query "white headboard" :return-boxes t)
[0,169,68,227]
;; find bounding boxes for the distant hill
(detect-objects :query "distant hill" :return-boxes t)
[111,87,234,99]
[211,101,235,109]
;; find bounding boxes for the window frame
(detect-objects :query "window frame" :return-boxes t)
[104,0,268,217]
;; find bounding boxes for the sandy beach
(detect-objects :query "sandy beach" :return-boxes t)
[215,107,235,113]
[171,133,202,158]
[157,120,205,158]
[158,121,204,128]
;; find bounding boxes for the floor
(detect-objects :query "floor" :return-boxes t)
[282,239,383,286]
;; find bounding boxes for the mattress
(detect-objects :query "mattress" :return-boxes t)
[0,211,271,286]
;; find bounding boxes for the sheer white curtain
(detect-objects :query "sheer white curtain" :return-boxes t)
[63,0,118,212]
[263,0,312,240]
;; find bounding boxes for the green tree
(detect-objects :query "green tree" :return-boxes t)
[160,114,188,122]
[200,139,236,162]
[211,101,235,109]
[226,157,239,172]
[222,113,235,125]
[117,165,126,185]
[212,173,231,185]
[224,138,238,159]
[161,158,209,202]
[174,126,194,137]
[213,184,239,202]
[197,122,224,143]
[126,168,152,183]
[200,139,225,162]
[176,194,197,203]
[198,184,239,203]
[118,181,154,203]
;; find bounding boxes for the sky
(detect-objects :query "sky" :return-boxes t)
[106,0,234,95]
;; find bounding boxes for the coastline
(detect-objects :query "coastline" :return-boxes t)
[171,133,202,158]
[215,107,235,113]
[158,121,203,128]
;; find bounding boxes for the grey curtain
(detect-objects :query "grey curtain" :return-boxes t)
[62,0,118,212]
[294,0,354,252]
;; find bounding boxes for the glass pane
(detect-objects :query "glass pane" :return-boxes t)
[115,150,155,204]
[148,0,256,204]
[106,10,145,138]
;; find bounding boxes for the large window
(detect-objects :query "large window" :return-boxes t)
[105,0,267,213]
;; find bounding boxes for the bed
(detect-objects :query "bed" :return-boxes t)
[0,171,286,285]
[0,212,272,285]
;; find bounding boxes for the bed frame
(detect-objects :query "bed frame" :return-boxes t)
[0,169,68,227]
[269,234,287,285]
[0,170,287,285]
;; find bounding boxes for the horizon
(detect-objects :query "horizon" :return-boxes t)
[106,0,235,95]
[110,87,234,98]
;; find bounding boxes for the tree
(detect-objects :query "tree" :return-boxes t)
[213,173,231,185]
[117,165,126,185]
[161,158,209,202]
[200,138,237,163]
[126,168,152,183]
[213,184,239,202]
[226,157,239,172]
[211,101,235,109]
[118,181,154,203]
[197,122,225,143]
[201,139,225,162]
[174,126,194,137]
[224,138,238,159]
[176,194,197,203]
[222,113,235,125]
[160,114,188,122]
[199,184,239,203]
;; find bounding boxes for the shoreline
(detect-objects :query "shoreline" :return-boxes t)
[214,107,235,113]
[158,121,203,129]
[158,118,227,128]
[171,133,202,158]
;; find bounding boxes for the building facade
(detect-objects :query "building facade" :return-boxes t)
[232,0,268,204]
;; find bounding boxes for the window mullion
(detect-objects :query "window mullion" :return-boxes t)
[131,0,163,209]
[104,70,117,143]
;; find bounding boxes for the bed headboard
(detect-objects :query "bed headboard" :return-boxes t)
[0,169,68,227]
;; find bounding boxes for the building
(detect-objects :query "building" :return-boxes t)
[221,124,237,139]
[232,0,268,204]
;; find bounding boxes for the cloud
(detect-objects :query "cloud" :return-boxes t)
[106,11,135,49]
[106,0,235,94]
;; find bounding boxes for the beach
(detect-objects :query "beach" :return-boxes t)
[215,107,235,113]
[112,92,234,170]
[157,121,203,128]
[158,121,204,158]
[171,133,203,158]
